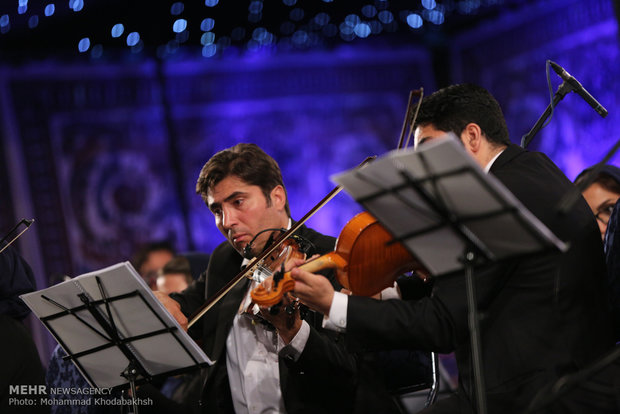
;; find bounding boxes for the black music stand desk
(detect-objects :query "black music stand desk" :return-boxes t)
[21,262,212,413]
[332,136,567,414]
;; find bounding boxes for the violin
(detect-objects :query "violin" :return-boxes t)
[252,88,427,307]
[251,211,427,307]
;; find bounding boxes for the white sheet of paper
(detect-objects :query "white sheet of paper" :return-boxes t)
[21,262,213,389]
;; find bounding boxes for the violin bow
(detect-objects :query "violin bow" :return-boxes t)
[0,218,34,254]
[187,156,376,329]
[397,88,424,150]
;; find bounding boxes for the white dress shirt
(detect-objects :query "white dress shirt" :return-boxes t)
[226,220,310,414]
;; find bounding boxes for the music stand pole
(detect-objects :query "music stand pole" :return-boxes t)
[463,248,487,414]
[122,361,141,414]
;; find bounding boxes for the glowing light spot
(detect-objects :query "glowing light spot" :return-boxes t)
[18,0,28,6]
[427,10,444,24]
[173,18,187,33]
[292,30,308,46]
[78,37,90,52]
[202,44,217,57]
[91,44,103,58]
[378,10,393,24]
[354,23,371,38]
[458,0,481,14]
[422,0,436,9]
[204,0,219,6]
[201,31,215,45]
[314,12,329,26]
[126,32,140,47]
[322,0,333,3]
[252,27,267,41]
[201,17,214,31]
[369,20,382,34]
[248,1,263,13]
[344,14,361,26]
[290,8,304,21]
[339,22,354,35]
[283,0,296,5]
[361,5,377,18]
[406,13,423,28]
[111,23,124,38]
[340,31,356,41]
[69,0,83,12]
[0,15,9,28]
[28,15,38,28]
[170,2,184,15]
[44,4,55,16]
[18,5,27,14]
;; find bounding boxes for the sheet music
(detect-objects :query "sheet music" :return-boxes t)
[332,136,567,276]
[20,262,213,389]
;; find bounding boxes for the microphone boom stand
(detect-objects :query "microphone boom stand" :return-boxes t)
[521,81,573,149]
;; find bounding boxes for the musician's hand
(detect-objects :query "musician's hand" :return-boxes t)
[154,291,188,331]
[258,280,303,344]
[291,267,335,317]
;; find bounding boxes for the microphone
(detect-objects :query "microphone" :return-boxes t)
[242,228,287,259]
[548,61,608,118]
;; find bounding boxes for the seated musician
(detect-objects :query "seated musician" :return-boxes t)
[289,84,619,413]
[155,143,402,413]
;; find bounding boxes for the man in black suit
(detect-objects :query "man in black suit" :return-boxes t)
[292,84,619,413]
[155,143,400,413]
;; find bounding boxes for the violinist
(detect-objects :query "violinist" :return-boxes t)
[291,84,620,413]
[155,143,400,413]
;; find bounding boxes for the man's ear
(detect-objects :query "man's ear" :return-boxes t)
[461,123,483,153]
[270,185,287,211]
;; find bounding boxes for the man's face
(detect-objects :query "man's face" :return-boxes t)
[140,249,174,290]
[414,123,486,168]
[582,182,620,239]
[414,124,451,150]
[206,175,287,256]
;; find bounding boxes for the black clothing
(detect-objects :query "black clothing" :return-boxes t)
[347,144,617,413]
[172,224,399,413]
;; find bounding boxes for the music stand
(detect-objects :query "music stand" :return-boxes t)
[20,262,212,414]
[332,136,567,414]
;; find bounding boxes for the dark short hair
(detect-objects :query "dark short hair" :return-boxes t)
[131,240,175,272]
[575,164,620,195]
[160,256,193,284]
[414,83,511,146]
[196,143,291,215]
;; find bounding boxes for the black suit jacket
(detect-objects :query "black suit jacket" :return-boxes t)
[347,144,616,413]
[172,224,393,413]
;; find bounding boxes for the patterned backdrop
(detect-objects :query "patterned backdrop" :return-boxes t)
[1,48,433,281]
